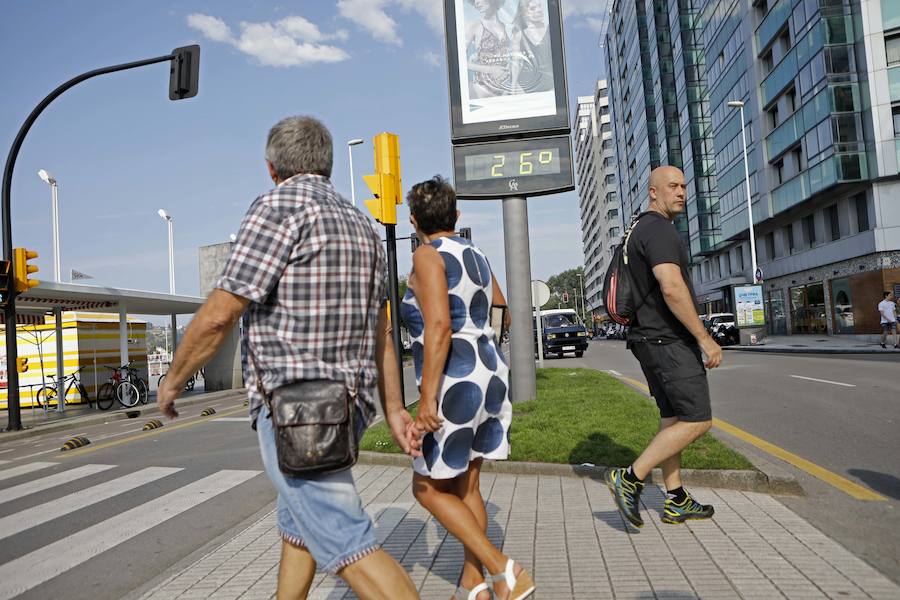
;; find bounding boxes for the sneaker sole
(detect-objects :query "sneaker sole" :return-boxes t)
[661,513,714,525]
[604,473,643,529]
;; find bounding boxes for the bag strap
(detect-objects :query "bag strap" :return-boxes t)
[622,212,660,318]
[247,234,380,401]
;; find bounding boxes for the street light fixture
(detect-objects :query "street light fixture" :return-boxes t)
[157,209,175,294]
[37,169,61,282]
[347,138,364,207]
[727,100,759,284]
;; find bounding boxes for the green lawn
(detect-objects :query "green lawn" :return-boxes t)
[361,368,752,470]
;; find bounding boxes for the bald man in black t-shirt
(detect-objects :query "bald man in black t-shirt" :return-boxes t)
[605,166,722,529]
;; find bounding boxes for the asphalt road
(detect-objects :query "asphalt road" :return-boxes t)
[0,394,272,600]
[566,339,900,584]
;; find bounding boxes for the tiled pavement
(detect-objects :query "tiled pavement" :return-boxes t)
[140,465,900,600]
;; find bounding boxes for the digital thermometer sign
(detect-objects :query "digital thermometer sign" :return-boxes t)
[452,135,574,199]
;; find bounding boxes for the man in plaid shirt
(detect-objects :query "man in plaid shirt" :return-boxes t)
[158,116,420,599]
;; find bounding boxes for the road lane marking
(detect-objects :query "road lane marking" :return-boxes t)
[57,405,249,459]
[0,460,7,465]
[213,417,249,422]
[790,375,856,388]
[614,374,886,502]
[0,462,57,482]
[0,464,115,505]
[0,469,259,600]
[0,449,14,455]
[0,466,182,541]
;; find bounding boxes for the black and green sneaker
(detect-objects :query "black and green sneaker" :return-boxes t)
[605,468,644,529]
[661,491,715,524]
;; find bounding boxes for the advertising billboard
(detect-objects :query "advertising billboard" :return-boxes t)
[443,0,570,142]
[733,285,766,328]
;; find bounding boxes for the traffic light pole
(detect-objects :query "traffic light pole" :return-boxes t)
[2,53,177,431]
[502,196,537,403]
[384,224,405,405]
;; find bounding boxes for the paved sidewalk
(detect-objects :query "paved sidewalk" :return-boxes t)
[139,465,899,600]
[725,335,900,354]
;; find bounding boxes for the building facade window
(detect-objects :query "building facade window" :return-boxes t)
[766,232,776,260]
[803,215,816,246]
[790,283,827,334]
[786,224,795,253]
[831,277,854,333]
[826,205,841,241]
[855,194,869,232]
[886,34,900,67]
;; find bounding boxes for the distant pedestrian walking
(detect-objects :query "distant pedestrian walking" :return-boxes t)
[605,166,720,529]
[401,176,534,600]
[878,291,899,349]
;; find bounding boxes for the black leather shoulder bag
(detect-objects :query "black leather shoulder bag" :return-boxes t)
[249,255,376,478]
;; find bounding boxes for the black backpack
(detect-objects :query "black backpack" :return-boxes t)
[602,214,650,325]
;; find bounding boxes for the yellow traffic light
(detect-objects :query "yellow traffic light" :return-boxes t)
[13,248,39,293]
[16,357,28,374]
[363,132,402,225]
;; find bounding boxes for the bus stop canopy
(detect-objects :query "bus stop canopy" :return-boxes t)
[3,282,206,413]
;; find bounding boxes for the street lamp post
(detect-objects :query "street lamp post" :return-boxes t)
[347,139,364,207]
[727,100,759,284]
[37,169,60,282]
[157,209,175,294]
[577,272,585,323]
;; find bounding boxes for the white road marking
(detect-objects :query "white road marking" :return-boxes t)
[0,460,8,465]
[606,370,623,377]
[0,466,182,541]
[790,375,856,388]
[0,464,115,505]
[213,417,250,422]
[0,469,259,600]
[0,462,57,482]
[0,449,15,455]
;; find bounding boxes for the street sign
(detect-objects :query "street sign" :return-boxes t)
[733,284,766,328]
[443,0,570,143]
[452,135,574,199]
[562,290,569,303]
[531,279,550,307]
[755,267,763,282]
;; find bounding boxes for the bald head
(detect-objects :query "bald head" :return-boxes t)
[648,166,687,220]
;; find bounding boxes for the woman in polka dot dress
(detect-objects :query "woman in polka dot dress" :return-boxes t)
[400,176,534,600]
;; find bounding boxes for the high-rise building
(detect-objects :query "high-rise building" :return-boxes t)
[573,81,621,317]
[604,0,900,337]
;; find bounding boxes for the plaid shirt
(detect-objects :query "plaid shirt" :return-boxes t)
[217,174,386,428]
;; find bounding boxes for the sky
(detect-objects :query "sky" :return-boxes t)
[1,0,610,320]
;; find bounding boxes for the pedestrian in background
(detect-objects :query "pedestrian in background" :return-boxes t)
[606,166,721,529]
[157,116,420,600]
[401,176,534,600]
[878,291,899,349]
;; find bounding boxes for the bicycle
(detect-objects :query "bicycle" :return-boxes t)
[157,366,201,392]
[97,364,142,409]
[35,366,92,410]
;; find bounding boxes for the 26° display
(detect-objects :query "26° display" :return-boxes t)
[464,149,560,181]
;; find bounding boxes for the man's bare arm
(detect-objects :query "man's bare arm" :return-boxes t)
[652,263,721,368]
[165,289,248,390]
[374,306,403,416]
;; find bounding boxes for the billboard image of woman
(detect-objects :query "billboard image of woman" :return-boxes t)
[457,0,557,125]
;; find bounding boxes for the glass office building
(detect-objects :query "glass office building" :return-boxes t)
[573,81,622,316]
[605,0,900,336]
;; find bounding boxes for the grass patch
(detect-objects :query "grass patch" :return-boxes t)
[361,368,753,470]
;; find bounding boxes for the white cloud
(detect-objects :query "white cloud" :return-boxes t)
[187,13,350,67]
[337,0,401,45]
[561,0,610,18]
[422,50,442,68]
[187,14,233,43]
[337,0,442,45]
[586,16,608,33]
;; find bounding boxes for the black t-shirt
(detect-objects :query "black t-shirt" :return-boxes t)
[626,211,699,344]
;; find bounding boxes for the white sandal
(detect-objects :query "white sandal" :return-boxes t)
[490,560,534,600]
[454,581,491,600]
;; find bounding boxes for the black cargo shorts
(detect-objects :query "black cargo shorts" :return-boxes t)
[630,339,711,422]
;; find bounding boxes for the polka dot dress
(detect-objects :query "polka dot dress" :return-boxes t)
[400,236,512,480]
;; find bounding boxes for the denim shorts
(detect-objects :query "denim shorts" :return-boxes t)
[256,403,379,574]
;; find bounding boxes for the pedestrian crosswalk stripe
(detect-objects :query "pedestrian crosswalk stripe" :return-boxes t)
[0,464,115,505]
[0,469,260,600]
[0,466,184,542]
[0,462,57,482]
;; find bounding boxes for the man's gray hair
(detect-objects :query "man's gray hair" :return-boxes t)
[265,116,333,180]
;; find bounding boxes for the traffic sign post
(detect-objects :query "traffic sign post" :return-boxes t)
[532,280,550,369]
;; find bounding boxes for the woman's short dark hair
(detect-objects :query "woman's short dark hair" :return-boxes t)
[407,176,458,235]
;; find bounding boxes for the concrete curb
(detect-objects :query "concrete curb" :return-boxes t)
[723,346,899,354]
[357,451,805,496]
[0,389,247,442]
